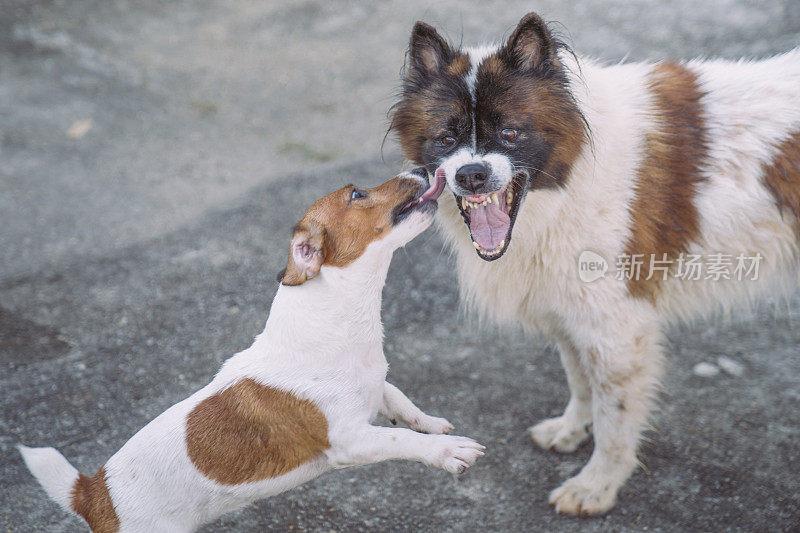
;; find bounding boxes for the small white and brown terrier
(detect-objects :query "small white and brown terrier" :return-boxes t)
[19,169,483,532]
[391,11,800,517]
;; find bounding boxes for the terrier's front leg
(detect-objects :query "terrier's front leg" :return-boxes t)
[380,382,454,434]
[549,321,664,517]
[326,425,484,474]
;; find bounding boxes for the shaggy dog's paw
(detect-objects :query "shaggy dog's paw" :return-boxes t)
[529,416,592,453]
[410,414,454,435]
[548,474,617,517]
[427,435,485,474]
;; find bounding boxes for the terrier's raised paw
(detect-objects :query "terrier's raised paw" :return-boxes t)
[428,435,485,474]
[411,414,454,435]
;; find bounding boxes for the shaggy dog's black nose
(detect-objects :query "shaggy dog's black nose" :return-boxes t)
[455,163,488,192]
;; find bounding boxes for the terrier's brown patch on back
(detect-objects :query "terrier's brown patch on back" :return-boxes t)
[186,378,330,485]
[626,61,708,302]
[71,467,120,533]
[762,130,800,223]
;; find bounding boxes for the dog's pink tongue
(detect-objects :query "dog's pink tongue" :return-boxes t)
[469,201,510,250]
[420,168,447,202]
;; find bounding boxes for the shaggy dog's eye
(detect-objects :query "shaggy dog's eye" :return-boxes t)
[500,128,518,141]
[439,135,456,146]
[350,188,367,200]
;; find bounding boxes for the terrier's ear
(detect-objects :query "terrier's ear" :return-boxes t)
[408,21,453,78]
[502,12,558,72]
[280,222,326,286]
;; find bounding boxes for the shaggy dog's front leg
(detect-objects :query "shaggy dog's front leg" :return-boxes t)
[529,336,593,453]
[549,313,664,516]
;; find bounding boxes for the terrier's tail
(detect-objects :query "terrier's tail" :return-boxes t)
[19,444,120,532]
[18,444,80,513]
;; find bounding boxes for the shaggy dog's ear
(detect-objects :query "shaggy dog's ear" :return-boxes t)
[280,222,326,286]
[502,12,558,72]
[408,21,453,78]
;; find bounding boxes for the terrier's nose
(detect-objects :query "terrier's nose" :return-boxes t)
[455,163,489,193]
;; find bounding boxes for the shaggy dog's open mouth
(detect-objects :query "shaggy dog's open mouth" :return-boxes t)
[453,171,529,261]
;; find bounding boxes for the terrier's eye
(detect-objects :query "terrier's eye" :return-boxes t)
[350,188,367,200]
[500,128,518,141]
[440,135,456,146]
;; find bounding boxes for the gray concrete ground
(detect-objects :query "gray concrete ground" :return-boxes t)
[1,1,799,531]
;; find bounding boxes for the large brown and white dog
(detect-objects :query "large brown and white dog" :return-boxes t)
[391,12,800,516]
[18,170,484,532]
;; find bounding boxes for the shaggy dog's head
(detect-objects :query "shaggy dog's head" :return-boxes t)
[391,12,587,260]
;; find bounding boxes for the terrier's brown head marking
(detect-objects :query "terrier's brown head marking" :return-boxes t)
[280,177,423,285]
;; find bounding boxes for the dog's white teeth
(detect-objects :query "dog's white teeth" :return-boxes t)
[482,200,488,207]
[486,195,492,204]
[499,239,505,248]
[473,241,481,250]
[461,198,467,210]
[492,193,498,204]
[506,190,513,205]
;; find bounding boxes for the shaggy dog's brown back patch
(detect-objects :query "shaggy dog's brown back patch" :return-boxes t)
[762,130,800,225]
[626,61,708,301]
